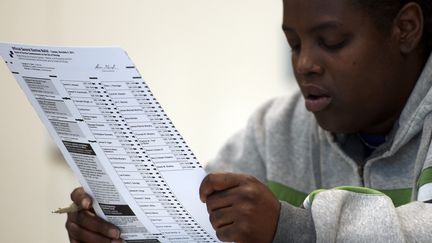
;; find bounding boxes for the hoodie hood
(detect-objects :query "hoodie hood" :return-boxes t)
[389,53,432,154]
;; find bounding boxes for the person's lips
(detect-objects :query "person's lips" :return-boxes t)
[302,85,332,112]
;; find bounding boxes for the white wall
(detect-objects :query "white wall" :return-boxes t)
[0,0,295,242]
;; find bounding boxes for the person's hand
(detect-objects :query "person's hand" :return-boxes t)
[199,172,281,243]
[65,187,123,243]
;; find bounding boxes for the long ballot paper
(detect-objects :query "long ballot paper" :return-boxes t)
[0,43,220,243]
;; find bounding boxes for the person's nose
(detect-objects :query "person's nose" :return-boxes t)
[294,47,323,78]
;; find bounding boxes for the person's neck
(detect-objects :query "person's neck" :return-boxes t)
[358,112,398,135]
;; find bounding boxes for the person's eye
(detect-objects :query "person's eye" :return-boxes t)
[290,43,301,53]
[318,38,347,51]
[287,40,301,53]
[285,33,301,53]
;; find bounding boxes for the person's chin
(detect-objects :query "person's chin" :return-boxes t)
[313,112,358,134]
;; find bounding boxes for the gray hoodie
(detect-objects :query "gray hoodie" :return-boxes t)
[206,53,432,242]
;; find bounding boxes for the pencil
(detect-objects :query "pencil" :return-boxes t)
[52,203,82,214]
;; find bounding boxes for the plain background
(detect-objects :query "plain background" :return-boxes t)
[0,0,296,242]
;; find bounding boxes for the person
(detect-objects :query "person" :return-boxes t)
[65,0,432,242]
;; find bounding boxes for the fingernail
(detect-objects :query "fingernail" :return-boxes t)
[82,198,91,209]
[109,228,120,239]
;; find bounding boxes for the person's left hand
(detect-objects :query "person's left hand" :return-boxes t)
[199,172,281,243]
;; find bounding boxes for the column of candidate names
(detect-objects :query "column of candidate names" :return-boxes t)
[62,77,215,242]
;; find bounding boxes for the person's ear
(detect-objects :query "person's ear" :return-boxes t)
[392,2,424,55]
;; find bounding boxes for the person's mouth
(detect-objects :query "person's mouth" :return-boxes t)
[302,85,332,112]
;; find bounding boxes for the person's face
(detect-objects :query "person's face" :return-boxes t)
[283,0,414,134]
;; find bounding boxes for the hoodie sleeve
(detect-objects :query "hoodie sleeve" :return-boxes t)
[205,96,318,242]
[301,187,432,243]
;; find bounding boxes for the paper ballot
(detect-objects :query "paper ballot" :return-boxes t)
[0,43,219,243]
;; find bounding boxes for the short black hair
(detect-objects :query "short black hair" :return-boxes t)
[353,0,432,58]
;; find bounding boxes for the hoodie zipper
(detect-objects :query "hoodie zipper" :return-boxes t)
[358,163,365,186]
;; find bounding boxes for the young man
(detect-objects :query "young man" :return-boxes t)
[66,0,432,242]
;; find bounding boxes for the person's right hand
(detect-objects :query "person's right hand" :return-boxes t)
[66,187,123,243]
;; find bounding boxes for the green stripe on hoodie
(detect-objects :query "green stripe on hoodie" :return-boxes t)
[268,182,412,207]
